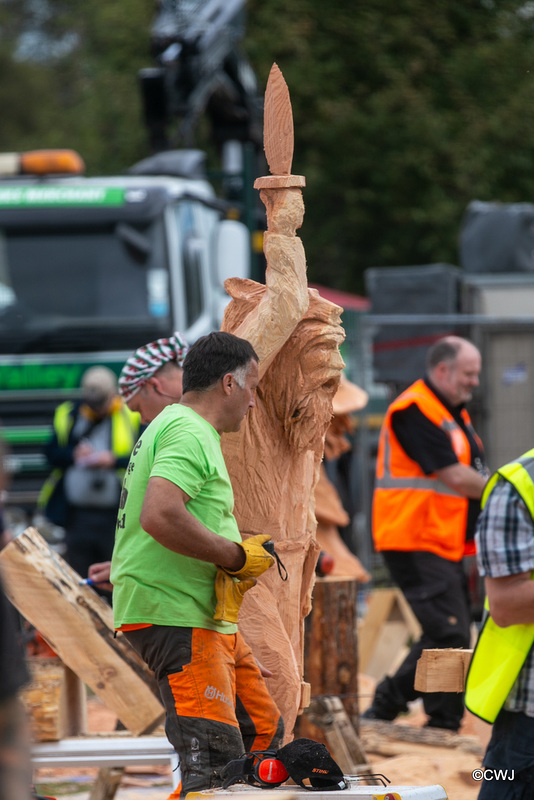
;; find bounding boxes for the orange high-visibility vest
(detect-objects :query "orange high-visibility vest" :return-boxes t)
[373,379,479,562]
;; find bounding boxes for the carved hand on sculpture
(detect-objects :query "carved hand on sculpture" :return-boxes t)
[261,188,305,236]
[223,189,309,375]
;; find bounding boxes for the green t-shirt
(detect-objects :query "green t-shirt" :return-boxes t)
[111,404,240,633]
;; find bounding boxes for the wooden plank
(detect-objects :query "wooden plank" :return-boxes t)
[358,588,422,678]
[0,527,164,736]
[360,722,484,756]
[60,665,88,737]
[358,589,396,671]
[365,622,410,681]
[305,696,371,775]
[415,648,473,693]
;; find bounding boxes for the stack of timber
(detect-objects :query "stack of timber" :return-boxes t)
[19,657,79,742]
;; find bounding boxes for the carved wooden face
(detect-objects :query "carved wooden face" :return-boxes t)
[270,294,345,453]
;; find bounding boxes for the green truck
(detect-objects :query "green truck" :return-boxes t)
[0,148,250,519]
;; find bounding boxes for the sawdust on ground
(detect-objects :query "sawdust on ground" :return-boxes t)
[34,680,490,800]
[359,673,490,800]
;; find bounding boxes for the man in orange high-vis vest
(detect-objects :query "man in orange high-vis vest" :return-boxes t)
[362,336,488,732]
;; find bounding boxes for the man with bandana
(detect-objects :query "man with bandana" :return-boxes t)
[88,332,189,588]
[118,331,189,425]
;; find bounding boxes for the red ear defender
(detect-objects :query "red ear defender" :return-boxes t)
[256,757,290,785]
[219,750,290,789]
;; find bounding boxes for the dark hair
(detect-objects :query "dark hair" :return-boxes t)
[182,331,258,393]
[426,338,462,371]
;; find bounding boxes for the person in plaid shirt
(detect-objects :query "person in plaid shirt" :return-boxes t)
[474,458,534,799]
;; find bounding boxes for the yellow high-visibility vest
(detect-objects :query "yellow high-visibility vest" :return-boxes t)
[465,448,534,723]
[38,399,139,511]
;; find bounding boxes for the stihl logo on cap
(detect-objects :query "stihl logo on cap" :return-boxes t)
[312,768,329,774]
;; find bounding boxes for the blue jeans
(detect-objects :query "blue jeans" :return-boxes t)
[478,709,534,799]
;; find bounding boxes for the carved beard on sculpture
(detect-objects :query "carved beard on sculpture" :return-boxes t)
[221,279,345,456]
[271,316,344,457]
[265,292,345,455]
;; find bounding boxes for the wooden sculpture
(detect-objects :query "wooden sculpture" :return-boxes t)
[220,63,345,738]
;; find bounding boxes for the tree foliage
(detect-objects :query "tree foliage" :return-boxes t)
[2,1,534,292]
[0,0,152,173]
[245,0,534,291]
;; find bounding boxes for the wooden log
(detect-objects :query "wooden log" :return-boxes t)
[89,767,125,800]
[414,648,473,693]
[0,528,164,736]
[295,578,359,747]
[21,659,88,740]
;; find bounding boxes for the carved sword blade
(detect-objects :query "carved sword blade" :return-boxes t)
[263,63,294,176]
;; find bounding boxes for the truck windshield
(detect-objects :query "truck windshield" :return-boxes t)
[0,217,172,354]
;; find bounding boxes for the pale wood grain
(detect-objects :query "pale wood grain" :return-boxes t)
[0,528,164,736]
[263,63,294,176]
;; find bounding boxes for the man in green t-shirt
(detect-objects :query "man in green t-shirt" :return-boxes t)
[110,331,283,797]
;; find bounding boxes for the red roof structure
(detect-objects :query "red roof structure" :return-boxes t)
[309,283,370,312]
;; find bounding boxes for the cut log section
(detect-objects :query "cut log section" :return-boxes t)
[296,578,359,748]
[0,527,164,736]
[414,648,473,693]
[304,696,371,775]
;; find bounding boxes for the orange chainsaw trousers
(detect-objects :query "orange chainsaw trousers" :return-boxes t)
[123,626,284,797]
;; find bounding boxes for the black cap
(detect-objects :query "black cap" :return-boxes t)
[276,738,348,791]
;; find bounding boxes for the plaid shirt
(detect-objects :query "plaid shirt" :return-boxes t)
[475,477,534,716]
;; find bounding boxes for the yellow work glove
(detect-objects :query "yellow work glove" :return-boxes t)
[214,569,257,624]
[223,534,275,581]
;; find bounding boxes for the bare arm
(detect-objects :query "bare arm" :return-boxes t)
[435,462,487,499]
[486,572,534,627]
[139,476,245,571]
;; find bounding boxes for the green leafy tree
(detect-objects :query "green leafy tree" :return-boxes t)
[0,0,153,173]
[4,1,534,293]
[245,0,534,292]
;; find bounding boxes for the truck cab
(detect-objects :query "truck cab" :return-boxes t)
[0,148,250,515]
